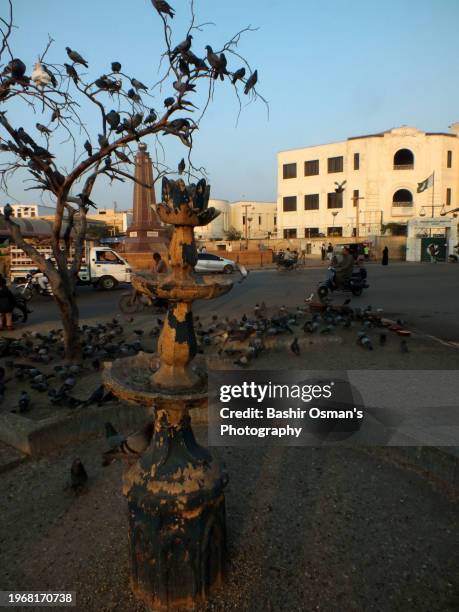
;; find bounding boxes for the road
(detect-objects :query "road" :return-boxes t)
[21,262,459,342]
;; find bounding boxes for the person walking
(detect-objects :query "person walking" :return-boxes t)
[327,242,334,262]
[363,244,369,260]
[0,276,16,331]
[381,246,389,266]
[321,243,326,261]
[428,244,437,264]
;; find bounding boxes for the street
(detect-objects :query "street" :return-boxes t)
[21,262,459,342]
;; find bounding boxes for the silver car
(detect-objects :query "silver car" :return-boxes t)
[195,253,235,274]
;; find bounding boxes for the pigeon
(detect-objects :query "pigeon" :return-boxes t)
[244,69,258,95]
[115,150,133,164]
[84,140,93,157]
[2,203,14,220]
[357,334,373,350]
[144,109,157,124]
[105,110,121,130]
[4,58,27,79]
[36,123,51,136]
[102,421,154,466]
[18,390,30,413]
[178,58,190,77]
[171,35,193,60]
[178,158,185,174]
[111,61,121,73]
[231,67,246,85]
[127,88,142,103]
[16,127,36,147]
[400,339,409,353]
[31,62,51,87]
[290,337,300,356]
[164,97,175,108]
[64,63,79,84]
[379,333,386,346]
[69,458,88,494]
[173,80,196,94]
[65,47,88,68]
[98,133,109,148]
[131,78,148,92]
[152,0,175,18]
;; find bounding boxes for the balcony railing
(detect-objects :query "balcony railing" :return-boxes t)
[393,164,414,170]
[392,201,413,207]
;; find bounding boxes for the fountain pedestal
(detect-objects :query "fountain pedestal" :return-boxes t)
[104,178,232,610]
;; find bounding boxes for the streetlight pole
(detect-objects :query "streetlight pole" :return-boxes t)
[352,194,365,240]
[242,203,254,250]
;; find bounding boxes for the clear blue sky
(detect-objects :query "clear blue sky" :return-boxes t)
[5,0,459,209]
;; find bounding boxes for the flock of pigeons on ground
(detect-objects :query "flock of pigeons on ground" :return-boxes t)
[0,298,413,492]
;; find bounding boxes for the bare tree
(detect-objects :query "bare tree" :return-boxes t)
[0,0,265,361]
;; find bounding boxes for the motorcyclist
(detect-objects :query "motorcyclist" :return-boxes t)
[282,248,295,269]
[333,246,354,288]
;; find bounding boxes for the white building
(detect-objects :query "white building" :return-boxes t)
[196,200,277,241]
[0,203,56,218]
[277,124,459,239]
[195,199,230,240]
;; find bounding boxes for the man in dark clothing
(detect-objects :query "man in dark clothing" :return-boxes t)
[152,252,168,274]
[0,276,16,330]
[321,244,326,261]
[334,246,354,287]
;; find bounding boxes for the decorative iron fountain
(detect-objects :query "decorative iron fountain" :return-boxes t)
[103,176,233,611]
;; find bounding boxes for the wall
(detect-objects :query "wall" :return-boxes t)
[277,126,459,240]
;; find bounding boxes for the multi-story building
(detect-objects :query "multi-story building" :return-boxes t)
[87,207,133,234]
[277,124,459,239]
[196,200,277,241]
[0,203,56,218]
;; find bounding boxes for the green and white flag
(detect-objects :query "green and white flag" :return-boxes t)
[417,174,434,193]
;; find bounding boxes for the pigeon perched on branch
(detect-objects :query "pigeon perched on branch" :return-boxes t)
[36,123,51,136]
[244,70,258,95]
[115,150,133,165]
[106,110,120,130]
[111,61,121,73]
[231,67,246,85]
[131,78,148,92]
[64,63,79,84]
[178,158,185,174]
[3,58,26,79]
[2,203,13,220]
[84,140,93,157]
[65,47,88,68]
[31,62,52,87]
[171,35,193,60]
[152,0,175,18]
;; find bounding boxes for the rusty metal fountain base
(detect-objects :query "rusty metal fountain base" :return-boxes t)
[104,178,232,610]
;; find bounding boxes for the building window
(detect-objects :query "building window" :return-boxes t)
[327,192,343,208]
[242,215,246,225]
[283,163,297,179]
[393,149,414,169]
[304,194,319,210]
[327,156,343,173]
[31,211,36,217]
[392,189,413,207]
[446,188,451,206]
[305,227,319,237]
[283,196,297,212]
[447,150,452,168]
[353,189,359,207]
[274,215,277,226]
[354,153,360,170]
[283,228,297,238]
[258,215,262,226]
[327,226,342,237]
[304,159,319,176]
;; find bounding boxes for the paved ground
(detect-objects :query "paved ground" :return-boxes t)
[19,262,459,342]
[0,432,457,612]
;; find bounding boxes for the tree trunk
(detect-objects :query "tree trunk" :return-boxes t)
[53,284,81,363]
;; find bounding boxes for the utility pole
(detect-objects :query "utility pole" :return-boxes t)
[242,203,254,250]
[352,194,365,240]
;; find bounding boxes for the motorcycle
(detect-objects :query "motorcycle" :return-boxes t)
[16,271,53,301]
[317,265,369,302]
[276,252,299,271]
